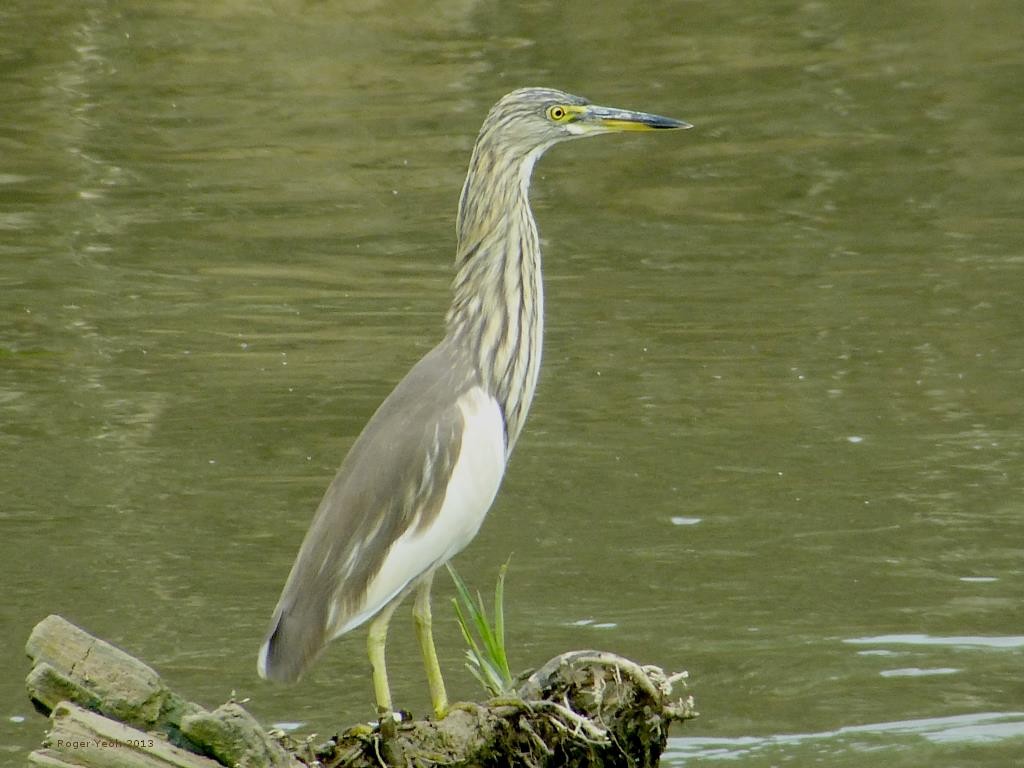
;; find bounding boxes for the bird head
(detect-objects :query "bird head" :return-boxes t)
[478,87,691,158]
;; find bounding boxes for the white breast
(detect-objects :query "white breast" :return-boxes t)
[333,386,507,637]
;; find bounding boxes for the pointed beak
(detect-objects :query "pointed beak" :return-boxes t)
[580,104,692,132]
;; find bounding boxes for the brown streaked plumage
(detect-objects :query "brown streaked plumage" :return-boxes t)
[258,87,690,717]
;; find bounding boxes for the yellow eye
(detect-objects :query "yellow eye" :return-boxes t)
[547,105,569,122]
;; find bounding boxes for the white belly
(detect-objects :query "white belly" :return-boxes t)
[335,386,507,635]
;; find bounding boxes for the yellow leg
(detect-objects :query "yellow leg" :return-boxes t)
[413,574,448,718]
[367,598,400,715]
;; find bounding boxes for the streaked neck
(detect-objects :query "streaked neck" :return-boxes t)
[445,138,545,453]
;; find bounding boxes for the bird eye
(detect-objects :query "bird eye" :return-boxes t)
[547,105,568,122]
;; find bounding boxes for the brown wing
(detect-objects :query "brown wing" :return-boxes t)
[258,341,478,682]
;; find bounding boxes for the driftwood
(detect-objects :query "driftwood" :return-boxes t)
[24,615,695,767]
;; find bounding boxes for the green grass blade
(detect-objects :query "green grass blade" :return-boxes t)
[492,559,511,681]
[447,561,515,696]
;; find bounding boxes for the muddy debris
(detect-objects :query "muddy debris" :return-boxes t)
[25,615,695,768]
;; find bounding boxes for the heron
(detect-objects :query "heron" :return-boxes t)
[257,87,690,718]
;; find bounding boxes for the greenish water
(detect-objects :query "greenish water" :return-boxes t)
[3,1,1023,765]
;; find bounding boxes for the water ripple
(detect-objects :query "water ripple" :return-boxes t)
[668,711,1024,763]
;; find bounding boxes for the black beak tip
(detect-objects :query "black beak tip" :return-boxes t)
[664,117,693,130]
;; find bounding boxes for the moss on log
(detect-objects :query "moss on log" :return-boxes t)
[25,615,695,767]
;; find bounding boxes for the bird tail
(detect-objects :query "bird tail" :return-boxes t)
[257,602,327,683]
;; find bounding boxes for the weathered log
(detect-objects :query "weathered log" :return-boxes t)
[29,701,223,768]
[25,615,695,768]
[25,615,300,768]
